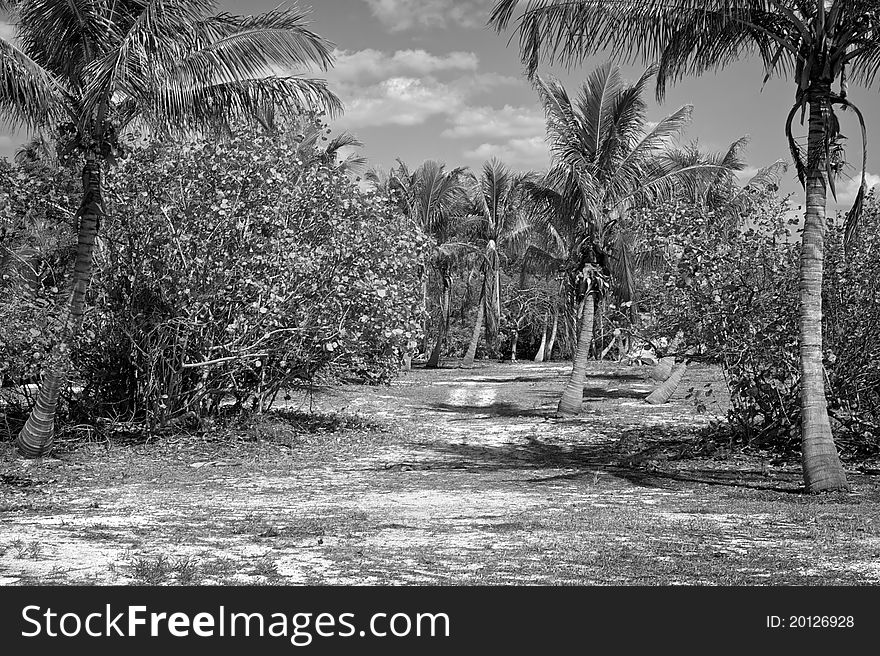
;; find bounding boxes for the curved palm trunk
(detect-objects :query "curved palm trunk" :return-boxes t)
[533,313,549,362]
[800,90,848,493]
[545,312,558,361]
[461,290,486,368]
[646,363,687,405]
[16,157,102,457]
[426,271,451,369]
[557,292,596,415]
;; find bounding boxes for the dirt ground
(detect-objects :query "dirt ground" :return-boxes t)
[1,360,879,585]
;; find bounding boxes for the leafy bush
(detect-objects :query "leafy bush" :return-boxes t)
[0,161,77,389]
[640,192,880,459]
[73,128,427,425]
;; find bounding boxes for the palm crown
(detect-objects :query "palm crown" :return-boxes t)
[0,0,341,152]
[490,0,876,245]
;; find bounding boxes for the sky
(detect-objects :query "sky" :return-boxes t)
[1,0,878,210]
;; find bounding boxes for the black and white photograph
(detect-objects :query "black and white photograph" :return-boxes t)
[0,0,878,649]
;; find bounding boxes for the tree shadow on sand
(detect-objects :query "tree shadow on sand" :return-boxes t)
[394,425,804,495]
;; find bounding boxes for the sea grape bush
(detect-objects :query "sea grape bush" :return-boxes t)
[0,161,78,389]
[75,128,428,425]
[639,192,880,458]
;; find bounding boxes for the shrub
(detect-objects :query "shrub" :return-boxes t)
[639,191,880,459]
[72,128,427,425]
[0,161,77,390]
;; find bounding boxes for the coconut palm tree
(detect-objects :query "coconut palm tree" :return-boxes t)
[386,159,471,367]
[459,159,533,368]
[0,0,341,458]
[524,63,721,415]
[490,0,876,492]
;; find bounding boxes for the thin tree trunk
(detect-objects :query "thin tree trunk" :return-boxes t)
[426,274,450,369]
[800,88,848,492]
[419,275,428,356]
[646,363,687,405]
[545,311,558,362]
[461,290,485,368]
[534,312,548,362]
[16,157,102,457]
[557,292,596,415]
[510,322,519,361]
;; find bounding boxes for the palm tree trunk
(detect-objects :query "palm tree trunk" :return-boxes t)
[426,274,450,369]
[16,157,102,457]
[510,322,519,361]
[557,292,596,415]
[650,331,683,382]
[545,311,558,362]
[420,275,429,356]
[534,312,549,362]
[646,363,687,405]
[800,88,848,493]
[461,290,485,368]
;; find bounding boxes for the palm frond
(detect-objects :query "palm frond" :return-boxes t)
[142,75,341,136]
[0,35,68,130]
[79,1,339,131]
[602,104,694,206]
[490,1,802,98]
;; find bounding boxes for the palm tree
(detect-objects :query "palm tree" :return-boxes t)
[524,63,719,415]
[490,0,876,492]
[0,0,341,458]
[460,159,533,368]
[386,160,471,367]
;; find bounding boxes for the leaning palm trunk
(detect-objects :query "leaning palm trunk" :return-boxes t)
[800,89,848,493]
[461,290,486,368]
[646,363,687,405]
[545,312,558,362]
[16,157,102,457]
[650,331,684,382]
[557,291,596,415]
[533,313,549,362]
[426,276,451,368]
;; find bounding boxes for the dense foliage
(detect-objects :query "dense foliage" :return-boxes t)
[71,129,427,425]
[638,193,880,459]
[0,161,77,390]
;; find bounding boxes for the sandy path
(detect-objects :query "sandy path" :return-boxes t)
[1,361,878,585]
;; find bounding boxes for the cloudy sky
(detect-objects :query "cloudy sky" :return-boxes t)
[1,0,877,209]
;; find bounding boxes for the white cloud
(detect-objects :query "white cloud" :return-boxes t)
[325,49,522,133]
[334,76,467,129]
[734,166,761,185]
[361,0,487,31]
[836,172,880,206]
[464,136,550,170]
[327,49,478,85]
[442,105,545,140]
[0,21,15,43]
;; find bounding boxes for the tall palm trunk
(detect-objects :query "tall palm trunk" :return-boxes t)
[800,87,848,492]
[461,289,486,368]
[426,270,451,368]
[557,291,596,415]
[16,156,103,457]
[510,318,520,361]
[419,275,429,356]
